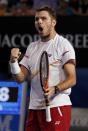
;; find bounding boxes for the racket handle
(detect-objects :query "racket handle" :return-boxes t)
[46,105,51,122]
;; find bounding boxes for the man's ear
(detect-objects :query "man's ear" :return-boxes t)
[52,19,56,27]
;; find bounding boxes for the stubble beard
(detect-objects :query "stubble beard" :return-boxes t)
[41,33,51,42]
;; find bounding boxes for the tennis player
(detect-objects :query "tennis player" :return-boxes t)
[9,6,76,131]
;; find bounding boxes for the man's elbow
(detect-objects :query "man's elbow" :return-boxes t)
[72,77,76,87]
[15,77,25,83]
[12,75,25,83]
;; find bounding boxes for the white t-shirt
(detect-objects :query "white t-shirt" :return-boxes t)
[20,34,76,109]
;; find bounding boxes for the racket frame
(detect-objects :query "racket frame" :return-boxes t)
[40,51,51,122]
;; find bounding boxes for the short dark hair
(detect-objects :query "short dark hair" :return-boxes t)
[36,6,57,20]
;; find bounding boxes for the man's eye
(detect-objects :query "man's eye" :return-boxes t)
[35,17,38,21]
[42,17,47,20]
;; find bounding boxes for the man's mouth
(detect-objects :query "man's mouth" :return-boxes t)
[38,27,43,32]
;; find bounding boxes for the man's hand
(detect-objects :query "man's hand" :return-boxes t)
[44,86,56,99]
[10,48,21,63]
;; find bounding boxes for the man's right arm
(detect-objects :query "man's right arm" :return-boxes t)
[9,48,29,83]
[12,65,29,83]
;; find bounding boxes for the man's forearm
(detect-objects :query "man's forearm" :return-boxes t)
[9,60,26,82]
[55,76,76,93]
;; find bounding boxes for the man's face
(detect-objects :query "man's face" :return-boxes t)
[35,11,55,37]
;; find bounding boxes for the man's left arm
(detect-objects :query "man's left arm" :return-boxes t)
[44,61,76,97]
[56,61,76,92]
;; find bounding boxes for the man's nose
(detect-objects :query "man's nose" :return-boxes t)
[38,18,42,24]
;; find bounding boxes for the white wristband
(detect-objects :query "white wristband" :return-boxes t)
[9,61,21,74]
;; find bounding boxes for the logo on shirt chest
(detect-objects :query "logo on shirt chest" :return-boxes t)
[47,53,52,57]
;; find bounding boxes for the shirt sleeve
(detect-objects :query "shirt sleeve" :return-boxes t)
[19,45,31,70]
[61,39,76,66]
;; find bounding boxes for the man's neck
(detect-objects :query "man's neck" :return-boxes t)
[41,31,57,42]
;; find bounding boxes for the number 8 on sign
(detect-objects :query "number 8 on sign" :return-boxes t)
[0,87,9,102]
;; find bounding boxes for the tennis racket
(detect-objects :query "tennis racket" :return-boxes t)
[40,51,51,122]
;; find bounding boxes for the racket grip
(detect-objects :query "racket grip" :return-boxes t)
[46,105,51,122]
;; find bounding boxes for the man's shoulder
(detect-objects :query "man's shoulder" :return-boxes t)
[58,34,71,45]
[27,40,40,48]
[56,34,74,51]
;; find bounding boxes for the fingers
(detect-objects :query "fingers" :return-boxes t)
[10,48,21,62]
[43,88,50,96]
[43,88,49,93]
[44,87,55,98]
